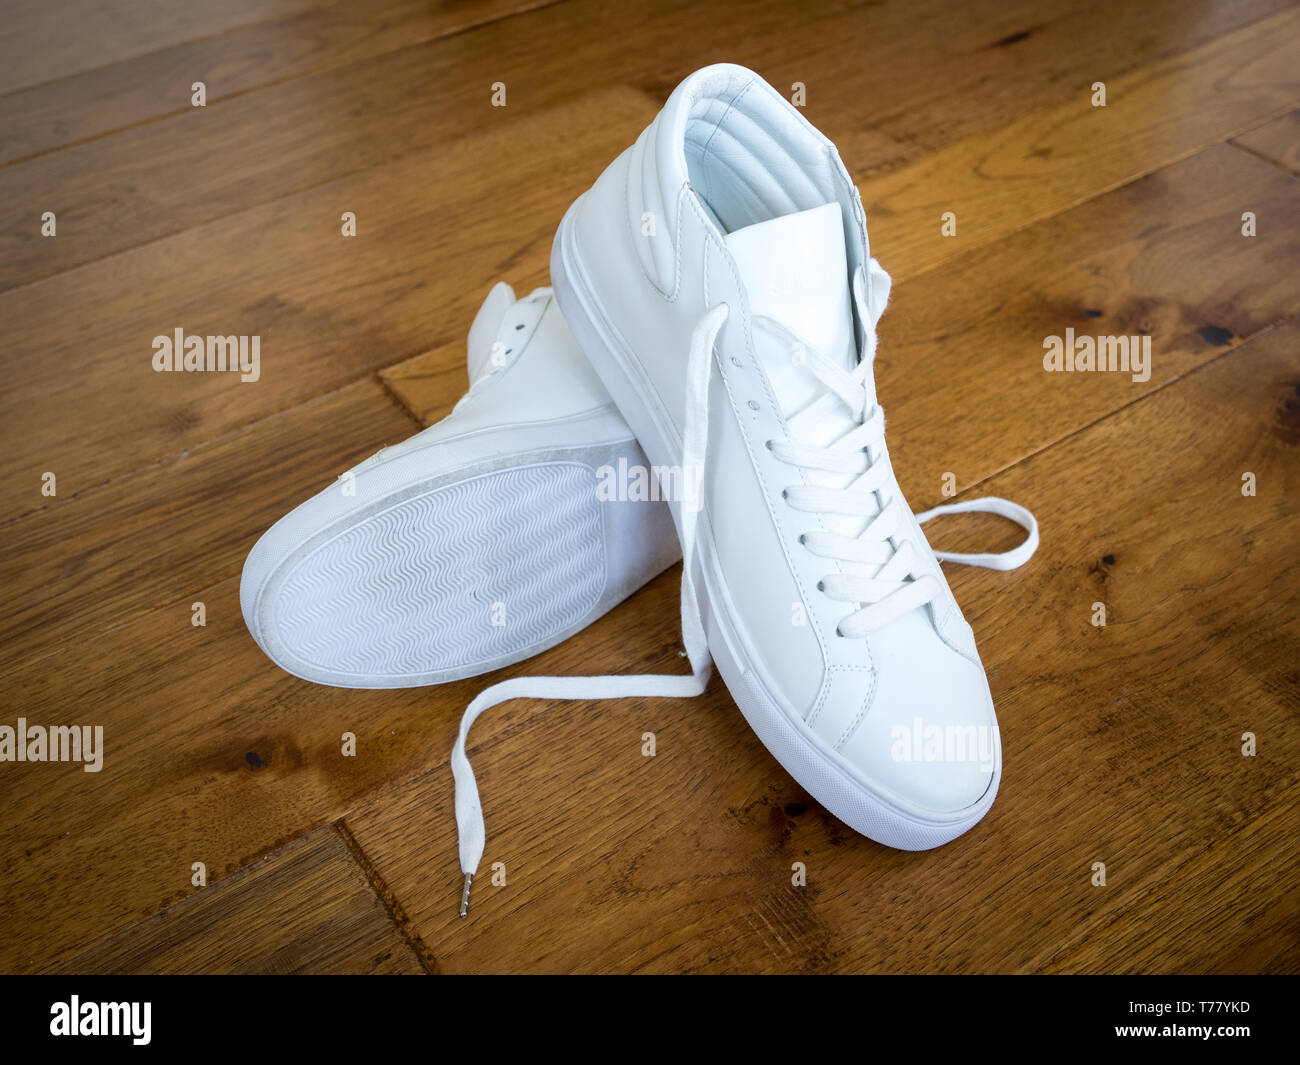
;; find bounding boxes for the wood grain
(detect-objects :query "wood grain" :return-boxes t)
[880,142,1300,508]
[0,0,562,166]
[1043,796,1299,974]
[0,88,657,525]
[1232,108,1300,174]
[380,342,469,427]
[0,0,1289,291]
[0,0,323,96]
[0,379,418,675]
[860,8,1300,282]
[0,568,468,973]
[50,827,427,974]
[380,9,1300,423]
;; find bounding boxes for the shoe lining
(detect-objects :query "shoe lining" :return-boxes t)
[684,86,840,234]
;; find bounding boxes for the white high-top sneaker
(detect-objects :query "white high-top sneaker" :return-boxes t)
[241,283,680,689]
[537,64,1038,854]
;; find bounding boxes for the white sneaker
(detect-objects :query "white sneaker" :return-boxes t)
[448,67,1038,914]
[241,283,680,689]
[541,63,1038,853]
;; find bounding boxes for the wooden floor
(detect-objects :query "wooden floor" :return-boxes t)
[1,0,1297,975]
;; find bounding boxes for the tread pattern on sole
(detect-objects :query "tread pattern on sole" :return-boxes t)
[272,462,605,678]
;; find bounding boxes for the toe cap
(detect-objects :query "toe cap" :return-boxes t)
[836,610,1001,816]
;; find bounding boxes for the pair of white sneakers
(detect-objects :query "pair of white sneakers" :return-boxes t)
[242,64,1038,916]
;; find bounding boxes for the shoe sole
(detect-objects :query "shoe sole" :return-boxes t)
[552,197,998,850]
[242,416,680,688]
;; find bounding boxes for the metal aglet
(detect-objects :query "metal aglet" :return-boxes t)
[458,873,473,918]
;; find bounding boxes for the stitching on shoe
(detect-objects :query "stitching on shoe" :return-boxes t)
[694,77,756,210]
[699,192,846,631]
[831,664,878,751]
[667,183,690,303]
[702,225,709,305]
[711,346,830,721]
[689,189,880,696]
[622,144,676,301]
[934,600,980,667]
[692,208,833,702]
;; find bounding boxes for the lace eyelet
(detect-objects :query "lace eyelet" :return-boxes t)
[835,626,845,638]
[816,580,825,592]
[747,400,760,411]
[764,440,774,450]
[797,533,806,545]
[731,356,743,367]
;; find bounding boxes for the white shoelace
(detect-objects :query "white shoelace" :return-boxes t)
[451,259,1037,916]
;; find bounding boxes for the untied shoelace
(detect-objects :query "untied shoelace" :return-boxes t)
[451,258,1038,915]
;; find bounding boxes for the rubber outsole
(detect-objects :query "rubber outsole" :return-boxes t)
[274,462,603,678]
[243,432,679,689]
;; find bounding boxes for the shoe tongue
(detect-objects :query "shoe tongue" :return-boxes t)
[728,202,881,555]
[724,202,856,418]
[466,281,518,383]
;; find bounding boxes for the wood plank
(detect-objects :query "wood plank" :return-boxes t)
[1041,797,1299,974]
[389,0,1300,425]
[0,0,1289,291]
[905,318,1300,974]
[6,2,1292,522]
[1232,108,1300,174]
[381,11,1300,423]
[0,0,562,166]
[50,827,428,974]
[0,378,418,675]
[860,9,1300,282]
[342,317,1300,972]
[881,142,1300,507]
[0,568,451,973]
[0,0,324,96]
[0,88,657,524]
[380,343,465,426]
[0,549,690,972]
[828,0,1297,181]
